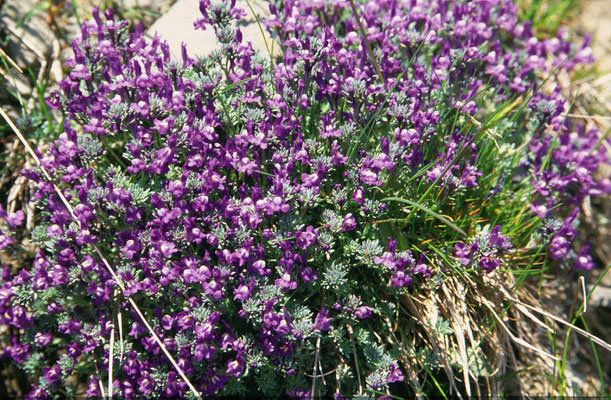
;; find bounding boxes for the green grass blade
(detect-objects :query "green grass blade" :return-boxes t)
[347,0,385,85]
[219,76,255,93]
[557,263,611,394]
[382,196,467,237]
[16,1,51,28]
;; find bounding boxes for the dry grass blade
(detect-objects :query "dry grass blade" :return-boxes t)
[243,0,274,64]
[384,313,422,394]
[502,291,611,352]
[94,360,107,399]
[0,106,203,399]
[566,113,611,120]
[347,0,386,85]
[453,280,486,397]
[310,336,321,397]
[0,46,24,74]
[591,72,611,88]
[7,175,26,213]
[118,306,125,363]
[402,294,462,398]
[108,324,115,398]
[440,284,471,397]
[579,276,587,314]
[399,353,421,394]
[478,293,560,362]
[346,324,363,394]
[512,303,556,335]
[304,367,337,379]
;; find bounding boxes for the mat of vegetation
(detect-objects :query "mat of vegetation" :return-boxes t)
[0,0,609,398]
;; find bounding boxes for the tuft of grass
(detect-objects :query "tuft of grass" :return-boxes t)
[519,0,583,37]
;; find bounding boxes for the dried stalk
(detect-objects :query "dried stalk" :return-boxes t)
[310,336,321,398]
[108,323,115,398]
[501,289,611,352]
[346,324,363,394]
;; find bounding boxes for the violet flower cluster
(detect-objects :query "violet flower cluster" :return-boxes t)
[455,225,513,272]
[0,0,608,398]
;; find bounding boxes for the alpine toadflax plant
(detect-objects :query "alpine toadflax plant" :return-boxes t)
[0,0,608,398]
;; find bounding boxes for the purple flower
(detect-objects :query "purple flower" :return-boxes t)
[395,128,420,147]
[86,377,101,398]
[226,356,245,378]
[66,342,82,359]
[576,243,594,270]
[128,322,145,339]
[43,366,61,385]
[9,340,30,364]
[137,375,155,395]
[454,242,473,265]
[25,387,48,400]
[286,389,311,399]
[411,255,431,277]
[7,306,33,329]
[158,241,178,259]
[479,255,501,272]
[341,213,357,231]
[73,204,95,225]
[530,202,549,219]
[387,361,404,383]
[69,64,90,80]
[313,308,332,331]
[160,315,174,331]
[0,232,13,251]
[233,279,254,301]
[301,172,320,188]
[460,165,483,187]
[390,270,412,287]
[34,333,52,347]
[550,211,578,260]
[250,260,271,276]
[4,210,24,227]
[3,1,605,397]
[354,306,372,319]
[489,226,512,250]
[360,166,382,186]
[300,267,317,283]
[194,344,215,362]
[175,312,195,330]
[295,226,318,250]
[374,248,396,269]
[352,187,365,205]
[121,238,140,259]
[275,271,298,291]
[130,100,150,116]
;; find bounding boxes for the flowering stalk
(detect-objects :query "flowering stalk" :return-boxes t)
[0,1,607,398]
[347,0,386,86]
[0,106,203,399]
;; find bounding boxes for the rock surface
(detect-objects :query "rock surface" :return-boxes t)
[0,0,56,96]
[146,0,274,58]
[579,0,611,102]
[0,0,175,106]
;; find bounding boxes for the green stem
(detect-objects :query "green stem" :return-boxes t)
[382,196,467,237]
[347,0,385,86]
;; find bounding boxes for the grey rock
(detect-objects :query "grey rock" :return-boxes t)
[1,0,54,65]
[588,285,611,308]
[122,0,172,10]
[0,0,56,96]
[146,0,275,59]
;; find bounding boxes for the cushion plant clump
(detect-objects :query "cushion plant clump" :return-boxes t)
[0,0,608,398]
